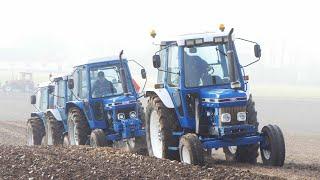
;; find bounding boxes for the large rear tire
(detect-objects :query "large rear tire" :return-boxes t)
[26,117,45,146]
[68,108,90,145]
[145,96,180,160]
[223,94,259,163]
[179,133,204,165]
[46,113,64,145]
[260,124,286,166]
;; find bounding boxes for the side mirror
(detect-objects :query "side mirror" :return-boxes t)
[68,79,74,89]
[152,55,161,68]
[141,69,146,79]
[30,95,36,105]
[254,44,261,58]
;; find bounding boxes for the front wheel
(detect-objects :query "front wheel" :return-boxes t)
[179,133,204,165]
[260,125,286,166]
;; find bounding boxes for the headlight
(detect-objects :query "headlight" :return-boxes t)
[237,112,246,121]
[221,113,231,123]
[129,111,137,118]
[117,113,125,120]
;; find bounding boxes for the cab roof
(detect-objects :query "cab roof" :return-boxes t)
[37,81,52,88]
[160,31,232,46]
[74,56,127,67]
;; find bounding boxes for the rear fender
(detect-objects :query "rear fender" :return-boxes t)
[145,88,174,108]
[30,112,46,124]
[46,109,63,121]
[66,101,84,113]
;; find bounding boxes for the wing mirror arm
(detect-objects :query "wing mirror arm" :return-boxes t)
[128,59,148,97]
[236,38,262,67]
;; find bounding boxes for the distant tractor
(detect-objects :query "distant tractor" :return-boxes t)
[44,75,70,146]
[27,82,54,145]
[145,26,285,166]
[66,51,146,151]
[4,72,35,93]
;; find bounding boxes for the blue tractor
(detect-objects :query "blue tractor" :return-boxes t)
[66,51,146,151]
[145,27,285,166]
[27,82,54,145]
[45,75,70,145]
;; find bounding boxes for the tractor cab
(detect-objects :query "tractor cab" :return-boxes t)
[30,82,54,118]
[66,54,146,148]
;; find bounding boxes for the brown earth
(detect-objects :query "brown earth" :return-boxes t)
[0,92,319,179]
[0,145,279,180]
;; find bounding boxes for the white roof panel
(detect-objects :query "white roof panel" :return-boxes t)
[159,31,232,46]
[74,56,126,67]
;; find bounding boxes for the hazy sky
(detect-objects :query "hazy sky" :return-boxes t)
[0,0,319,84]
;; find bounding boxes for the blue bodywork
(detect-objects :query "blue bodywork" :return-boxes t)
[157,38,263,150]
[66,58,145,142]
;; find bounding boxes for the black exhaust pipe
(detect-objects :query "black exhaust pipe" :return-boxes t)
[119,50,129,94]
[226,28,240,89]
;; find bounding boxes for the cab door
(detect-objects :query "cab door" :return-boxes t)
[165,46,185,124]
[55,79,68,127]
[74,67,94,121]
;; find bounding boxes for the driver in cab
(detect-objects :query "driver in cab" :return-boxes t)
[92,71,117,98]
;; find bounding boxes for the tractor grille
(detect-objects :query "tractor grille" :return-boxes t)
[117,108,136,119]
[220,106,246,126]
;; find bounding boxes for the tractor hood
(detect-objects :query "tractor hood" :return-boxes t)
[103,95,137,110]
[200,88,247,108]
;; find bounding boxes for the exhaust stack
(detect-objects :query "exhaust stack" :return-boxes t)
[226,28,240,89]
[119,50,129,94]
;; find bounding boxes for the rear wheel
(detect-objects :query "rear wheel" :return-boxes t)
[223,94,259,163]
[90,129,106,147]
[179,133,204,165]
[46,113,64,145]
[68,108,90,145]
[26,117,45,146]
[260,124,285,166]
[145,96,180,160]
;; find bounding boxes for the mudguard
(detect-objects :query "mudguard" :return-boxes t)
[30,111,46,124]
[66,101,85,113]
[145,88,174,108]
[46,109,63,121]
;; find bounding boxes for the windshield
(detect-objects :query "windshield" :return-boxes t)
[183,44,235,88]
[90,65,124,98]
